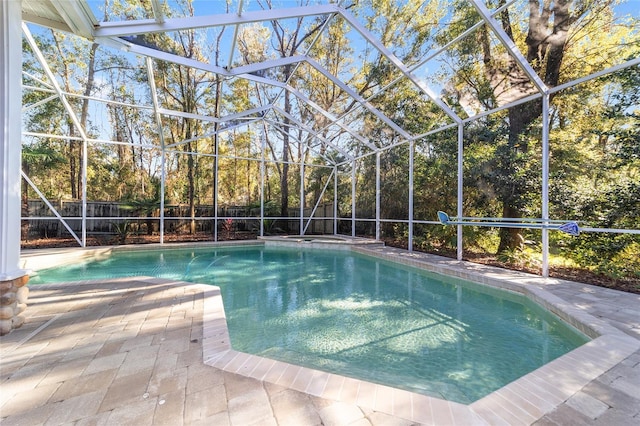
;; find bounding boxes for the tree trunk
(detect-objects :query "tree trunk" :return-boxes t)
[69,135,77,199]
[494,0,574,251]
[187,140,196,234]
[77,43,98,199]
[497,204,524,252]
[280,79,291,230]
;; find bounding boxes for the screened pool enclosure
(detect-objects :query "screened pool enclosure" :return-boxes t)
[3,0,640,279]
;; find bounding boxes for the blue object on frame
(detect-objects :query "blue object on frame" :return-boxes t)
[436,211,580,236]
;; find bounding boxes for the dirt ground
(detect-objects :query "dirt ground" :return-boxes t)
[21,233,640,294]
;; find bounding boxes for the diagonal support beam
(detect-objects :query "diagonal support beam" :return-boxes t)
[21,172,82,246]
[303,168,336,234]
[271,106,353,161]
[167,117,263,149]
[265,120,337,165]
[339,8,462,125]
[470,0,547,94]
[146,57,167,242]
[101,37,306,80]
[306,57,412,139]
[285,86,377,151]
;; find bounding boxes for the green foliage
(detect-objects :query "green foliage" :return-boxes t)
[560,234,640,279]
[110,220,132,244]
[496,243,541,271]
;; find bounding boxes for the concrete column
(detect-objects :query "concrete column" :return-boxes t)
[1,0,29,335]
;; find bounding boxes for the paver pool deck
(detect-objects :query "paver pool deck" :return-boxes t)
[1,243,639,425]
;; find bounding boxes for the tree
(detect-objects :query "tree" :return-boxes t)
[442,0,632,252]
[143,0,226,234]
[248,1,334,228]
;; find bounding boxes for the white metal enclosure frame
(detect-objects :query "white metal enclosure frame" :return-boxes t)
[12,0,640,280]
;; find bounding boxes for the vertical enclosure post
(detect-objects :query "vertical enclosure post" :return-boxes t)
[333,165,338,235]
[260,127,266,237]
[457,123,464,260]
[542,94,550,277]
[376,152,381,241]
[160,149,166,244]
[351,160,356,237]
[1,0,29,335]
[300,159,305,235]
[213,133,219,241]
[146,58,166,244]
[408,140,414,252]
[82,138,87,246]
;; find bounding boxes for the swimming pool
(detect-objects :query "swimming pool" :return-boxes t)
[29,244,588,404]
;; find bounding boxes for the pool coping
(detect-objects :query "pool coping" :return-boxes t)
[21,240,640,425]
[257,235,385,249]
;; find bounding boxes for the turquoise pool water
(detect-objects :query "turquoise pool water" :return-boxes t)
[30,245,588,403]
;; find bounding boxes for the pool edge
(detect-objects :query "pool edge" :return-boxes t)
[194,244,639,425]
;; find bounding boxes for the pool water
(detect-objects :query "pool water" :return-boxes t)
[30,245,588,403]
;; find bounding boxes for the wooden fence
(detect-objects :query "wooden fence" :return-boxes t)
[23,200,335,238]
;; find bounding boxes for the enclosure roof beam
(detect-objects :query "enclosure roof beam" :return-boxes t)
[158,104,271,126]
[23,82,272,123]
[265,120,337,165]
[271,106,353,160]
[410,122,458,142]
[93,4,339,38]
[150,0,165,24]
[263,6,340,134]
[470,0,548,94]
[367,0,517,107]
[167,117,263,149]
[226,0,244,70]
[408,0,518,76]
[338,8,462,125]
[101,35,307,80]
[261,89,373,154]
[218,104,272,123]
[100,35,290,102]
[226,56,307,77]
[305,57,412,140]
[549,56,640,95]
[95,24,410,151]
[94,34,372,155]
[462,92,542,124]
[335,122,458,168]
[456,56,640,125]
[285,86,377,151]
